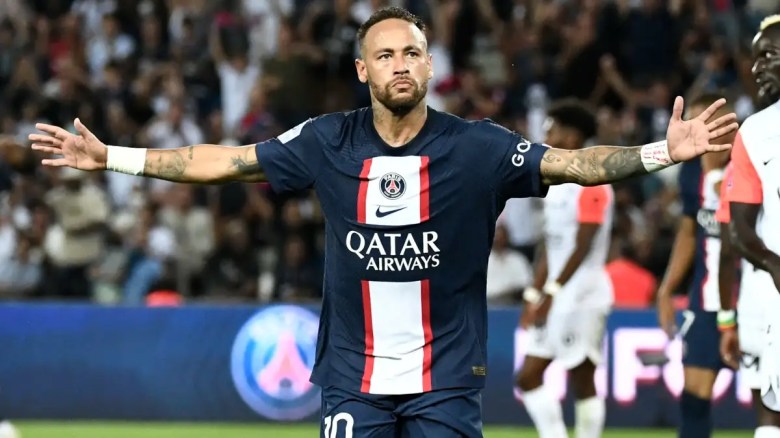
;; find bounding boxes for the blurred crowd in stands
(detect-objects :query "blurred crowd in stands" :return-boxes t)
[0,0,772,306]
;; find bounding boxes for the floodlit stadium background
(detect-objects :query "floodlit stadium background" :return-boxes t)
[0,0,766,435]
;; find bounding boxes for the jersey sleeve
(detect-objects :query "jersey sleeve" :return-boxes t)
[482,122,549,199]
[729,131,763,204]
[254,119,324,193]
[677,160,700,219]
[577,185,610,224]
[715,163,733,224]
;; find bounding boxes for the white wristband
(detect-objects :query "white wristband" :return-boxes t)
[543,281,562,297]
[523,287,542,304]
[106,145,147,176]
[717,309,736,323]
[640,140,675,172]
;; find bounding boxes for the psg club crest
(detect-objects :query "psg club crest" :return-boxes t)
[380,172,406,200]
[230,305,320,420]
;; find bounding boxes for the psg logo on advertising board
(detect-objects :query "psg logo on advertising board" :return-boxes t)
[380,172,406,199]
[230,305,320,420]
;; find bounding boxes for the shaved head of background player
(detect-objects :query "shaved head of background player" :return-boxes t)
[752,17,780,110]
[655,93,735,438]
[28,6,739,437]
[729,15,780,434]
[516,99,612,438]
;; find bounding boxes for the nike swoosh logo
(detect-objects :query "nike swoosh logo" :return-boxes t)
[375,206,407,218]
[765,157,776,165]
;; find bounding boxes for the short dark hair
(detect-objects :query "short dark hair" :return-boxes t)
[690,92,726,108]
[689,92,733,115]
[546,98,597,141]
[357,7,426,53]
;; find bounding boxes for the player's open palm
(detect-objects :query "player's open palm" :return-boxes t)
[29,118,107,171]
[666,96,739,162]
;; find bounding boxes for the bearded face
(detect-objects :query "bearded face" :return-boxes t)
[356,18,433,115]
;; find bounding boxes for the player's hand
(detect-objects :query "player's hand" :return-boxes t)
[532,295,552,327]
[29,118,107,171]
[719,327,741,369]
[656,291,677,340]
[665,96,739,163]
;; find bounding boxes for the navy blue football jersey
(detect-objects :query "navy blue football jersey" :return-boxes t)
[678,158,723,312]
[255,107,549,394]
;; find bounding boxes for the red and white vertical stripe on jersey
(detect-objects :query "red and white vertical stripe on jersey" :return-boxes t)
[700,236,722,311]
[356,156,431,226]
[360,280,433,394]
[419,156,430,222]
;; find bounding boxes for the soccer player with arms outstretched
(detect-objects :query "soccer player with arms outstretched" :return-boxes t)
[29,7,737,438]
[729,16,780,436]
[515,99,613,438]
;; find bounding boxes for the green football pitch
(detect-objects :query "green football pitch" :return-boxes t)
[13,422,752,438]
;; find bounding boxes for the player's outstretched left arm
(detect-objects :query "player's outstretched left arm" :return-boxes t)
[29,119,265,183]
[539,97,738,186]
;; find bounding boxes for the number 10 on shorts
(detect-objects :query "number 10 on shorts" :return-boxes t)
[324,412,355,438]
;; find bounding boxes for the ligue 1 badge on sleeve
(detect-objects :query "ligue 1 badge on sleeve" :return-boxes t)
[230,305,320,420]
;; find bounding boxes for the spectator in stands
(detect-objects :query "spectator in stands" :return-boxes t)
[275,234,323,303]
[86,13,135,80]
[43,167,109,299]
[0,229,42,298]
[122,201,175,305]
[159,184,215,296]
[0,0,765,305]
[203,218,260,301]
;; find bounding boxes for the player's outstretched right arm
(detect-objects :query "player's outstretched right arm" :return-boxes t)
[538,97,738,186]
[30,119,264,183]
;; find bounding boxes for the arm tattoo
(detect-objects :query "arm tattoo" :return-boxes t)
[142,145,264,183]
[541,146,648,186]
[230,147,261,176]
[146,150,187,180]
[602,148,644,180]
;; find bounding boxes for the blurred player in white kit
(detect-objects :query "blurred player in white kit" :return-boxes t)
[515,99,614,438]
[718,157,780,438]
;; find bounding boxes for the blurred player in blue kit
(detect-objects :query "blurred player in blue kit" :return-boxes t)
[29,7,738,438]
[656,93,736,438]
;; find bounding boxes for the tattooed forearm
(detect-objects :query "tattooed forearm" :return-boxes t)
[142,144,265,183]
[540,146,648,186]
[145,149,187,181]
[601,148,645,180]
[230,147,261,176]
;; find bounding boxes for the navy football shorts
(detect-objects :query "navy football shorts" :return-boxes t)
[320,386,483,438]
[680,310,725,371]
